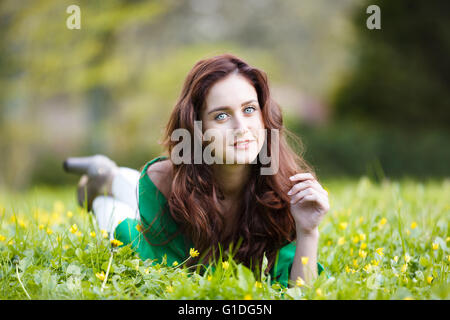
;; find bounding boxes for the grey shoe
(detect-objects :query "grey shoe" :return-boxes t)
[63,154,118,211]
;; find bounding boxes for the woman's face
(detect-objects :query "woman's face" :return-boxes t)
[200,73,266,164]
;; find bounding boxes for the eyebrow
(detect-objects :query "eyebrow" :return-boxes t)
[207,99,258,115]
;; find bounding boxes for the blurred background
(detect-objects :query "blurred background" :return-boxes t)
[0,0,448,191]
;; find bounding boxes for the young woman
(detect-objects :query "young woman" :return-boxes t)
[63,53,330,288]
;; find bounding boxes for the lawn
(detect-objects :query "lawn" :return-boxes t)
[0,176,448,299]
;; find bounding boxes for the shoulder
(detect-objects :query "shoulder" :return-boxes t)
[146,159,173,199]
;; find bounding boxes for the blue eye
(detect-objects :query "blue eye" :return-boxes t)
[215,113,228,121]
[244,106,256,113]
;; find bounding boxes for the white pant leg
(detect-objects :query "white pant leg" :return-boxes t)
[92,166,141,238]
[92,196,137,239]
[111,167,140,218]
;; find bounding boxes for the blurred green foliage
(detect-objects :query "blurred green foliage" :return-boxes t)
[287,119,450,182]
[332,0,450,130]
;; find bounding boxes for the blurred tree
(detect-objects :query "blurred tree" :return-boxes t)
[332,0,450,131]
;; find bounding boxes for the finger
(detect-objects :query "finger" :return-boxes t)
[290,187,328,207]
[288,180,327,197]
[289,173,315,182]
[296,192,330,212]
[289,187,316,204]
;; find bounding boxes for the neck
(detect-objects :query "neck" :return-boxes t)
[212,163,251,200]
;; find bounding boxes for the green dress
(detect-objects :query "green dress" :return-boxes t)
[114,156,325,288]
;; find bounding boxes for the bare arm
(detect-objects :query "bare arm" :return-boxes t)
[286,173,329,287]
[289,228,319,287]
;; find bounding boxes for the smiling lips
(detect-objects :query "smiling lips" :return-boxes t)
[232,139,255,149]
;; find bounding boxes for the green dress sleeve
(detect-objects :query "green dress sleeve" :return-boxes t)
[269,241,326,288]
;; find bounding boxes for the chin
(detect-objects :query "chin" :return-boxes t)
[222,145,259,164]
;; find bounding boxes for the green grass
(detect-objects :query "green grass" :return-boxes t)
[0,176,448,299]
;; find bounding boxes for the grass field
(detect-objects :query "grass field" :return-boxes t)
[0,176,448,299]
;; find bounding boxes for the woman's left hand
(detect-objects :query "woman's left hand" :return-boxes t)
[287,173,330,235]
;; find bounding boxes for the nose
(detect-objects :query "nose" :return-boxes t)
[233,114,249,136]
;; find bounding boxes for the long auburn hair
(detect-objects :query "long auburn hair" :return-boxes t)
[143,53,316,274]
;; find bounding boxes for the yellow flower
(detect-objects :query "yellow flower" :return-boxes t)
[410,221,417,229]
[352,235,360,244]
[403,296,414,300]
[401,264,408,273]
[371,259,380,266]
[432,242,439,250]
[46,228,53,235]
[359,250,367,259]
[379,218,387,226]
[144,268,150,274]
[296,277,305,287]
[363,264,372,273]
[345,265,350,273]
[110,239,123,247]
[8,240,14,245]
[315,288,323,296]
[165,285,174,293]
[375,247,384,256]
[100,229,108,239]
[404,254,411,263]
[207,275,212,281]
[90,231,96,238]
[69,224,78,234]
[222,261,229,270]
[67,211,73,218]
[301,256,309,265]
[446,237,450,243]
[75,231,82,237]
[136,224,143,232]
[327,240,332,246]
[360,242,367,250]
[18,219,27,228]
[0,235,5,242]
[38,224,45,230]
[255,281,263,288]
[393,256,399,262]
[447,255,450,262]
[359,233,366,241]
[359,217,364,224]
[63,244,70,250]
[426,276,433,284]
[350,248,354,256]
[244,294,252,300]
[406,229,411,236]
[338,222,348,230]
[337,237,345,246]
[95,271,106,281]
[189,248,199,258]
[172,261,178,267]
[352,259,358,267]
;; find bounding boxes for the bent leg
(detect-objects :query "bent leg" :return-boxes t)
[92,195,139,239]
[111,167,141,213]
